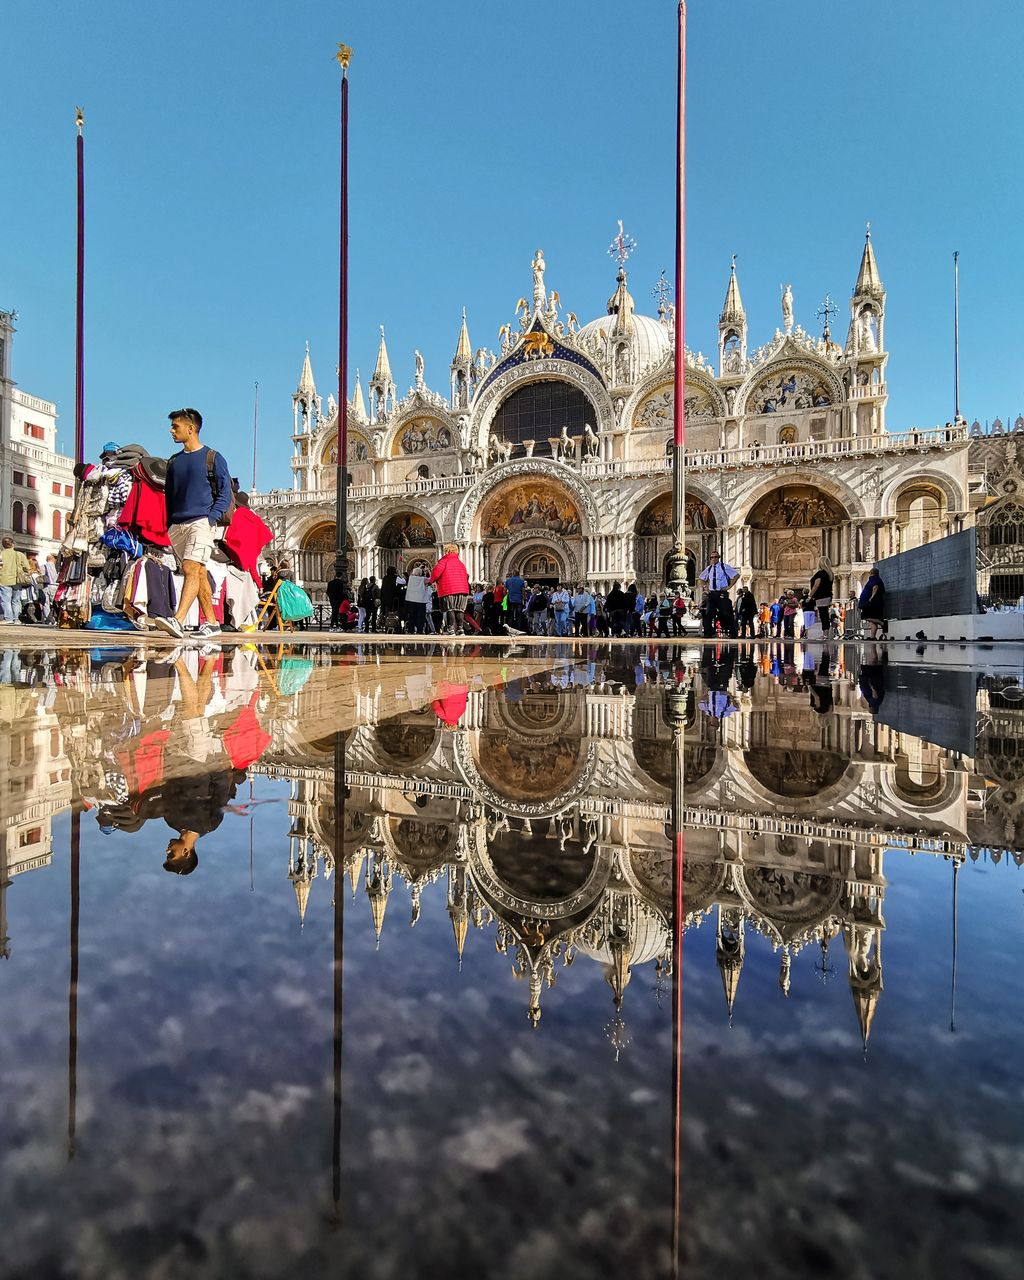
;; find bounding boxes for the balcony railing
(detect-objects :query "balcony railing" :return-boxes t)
[252,425,968,507]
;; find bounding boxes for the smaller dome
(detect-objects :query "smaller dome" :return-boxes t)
[578,312,671,376]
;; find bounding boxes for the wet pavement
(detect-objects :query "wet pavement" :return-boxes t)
[0,638,1022,1280]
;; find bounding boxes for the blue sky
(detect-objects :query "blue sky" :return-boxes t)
[2,0,1021,488]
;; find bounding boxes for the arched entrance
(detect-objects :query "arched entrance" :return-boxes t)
[746,484,848,601]
[298,523,354,588]
[894,483,947,553]
[634,493,715,589]
[477,475,583,584]
[376,511,438,575]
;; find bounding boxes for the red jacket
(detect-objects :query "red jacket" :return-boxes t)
[428,552,469,598]
[433,681,469,727]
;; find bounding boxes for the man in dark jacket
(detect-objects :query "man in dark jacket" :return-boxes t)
[155,408,232,642]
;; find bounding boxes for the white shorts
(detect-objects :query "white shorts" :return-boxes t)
[169,517,216,567]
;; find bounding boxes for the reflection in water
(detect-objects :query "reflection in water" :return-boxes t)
[0,640,1022,1278]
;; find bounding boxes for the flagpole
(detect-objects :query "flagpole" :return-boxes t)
[666,3,687,592]
[335,46,352,593]
[74,108,85,468]
[251,380,259,491]
[953,251,960,423]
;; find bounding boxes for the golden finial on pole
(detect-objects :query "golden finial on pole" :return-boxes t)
[336,44,353,72]
[75,106,84,134]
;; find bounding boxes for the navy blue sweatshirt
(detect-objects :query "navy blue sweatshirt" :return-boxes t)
[165,445,232,525]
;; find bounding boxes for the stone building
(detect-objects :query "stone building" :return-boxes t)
[253,232,973,604]
[0,308,76,558]
[966,416,1024,600]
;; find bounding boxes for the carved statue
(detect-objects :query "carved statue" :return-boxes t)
[556,425,575,462]
[516,297,531,330]
[565,311,579,336]
[464,444,485,473]
[546,289,560,320]
[488,432,513,464]
[583,422,600,459]
[498,323,513,354]
[414,349,425,388]
[857,307,877,353]
[781,283,794,334]
[531,248,546,309]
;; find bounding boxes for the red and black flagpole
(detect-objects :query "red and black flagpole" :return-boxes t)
[335,46,352,590]
[667,4,687,591]
[74,107,85,468]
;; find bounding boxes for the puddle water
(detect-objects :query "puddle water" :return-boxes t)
[1,640,1022,1279]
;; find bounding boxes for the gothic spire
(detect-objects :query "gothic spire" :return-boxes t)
[372,324,393,385]
[351,368,367,421]
[296,340,316,397]
[719,255,745,325]
[854,223,884,299]
[453,308,472,363]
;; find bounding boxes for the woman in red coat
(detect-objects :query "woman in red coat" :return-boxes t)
[428,542,470,635]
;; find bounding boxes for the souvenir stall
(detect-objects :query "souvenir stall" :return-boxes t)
[55,442,272,632]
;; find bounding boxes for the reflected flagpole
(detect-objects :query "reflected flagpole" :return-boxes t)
[666,3,687,592]
[331,728,347,1224]
[68,810,80,1159]
[334,45,352,594]
[949,857,959,1033]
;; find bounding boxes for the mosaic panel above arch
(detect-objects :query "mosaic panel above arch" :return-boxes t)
[636,492,715,534]
[378,512,437,549]
[392,416,456,457]
[747,485,847,528]
[480,477,582,540]
[745,366,834,415]
[323,431,370,465]
[633,382,717,430]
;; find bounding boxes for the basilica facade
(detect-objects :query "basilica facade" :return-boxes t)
[253,233,974,602]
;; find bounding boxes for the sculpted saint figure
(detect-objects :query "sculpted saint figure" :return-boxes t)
[414,349,425,388]
[532,248,546,310]
[781,283,794,334]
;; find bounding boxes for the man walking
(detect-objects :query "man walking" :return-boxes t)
[504,567,525,630]
[0,537,30,624]
[154,408,232,641]
[698,551,738,638]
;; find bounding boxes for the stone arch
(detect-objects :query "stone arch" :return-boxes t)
[737,356,845,417]
[372,503,442,548]
[453,731,597,820]
[472,362,615,453]
[383,401,459,459]
[736,469,864,525]
[494,534,579,583]
[295,519,354,585]
[454,458,599,540]
[632,485,720,586]
[624,363,728,433]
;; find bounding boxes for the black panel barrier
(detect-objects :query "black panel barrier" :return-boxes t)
[875,529,977,622]
[876,665,978,757]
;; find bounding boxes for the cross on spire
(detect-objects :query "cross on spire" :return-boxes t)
[607,220,637,271]
[652,270,673,319]
[816,293,839,341]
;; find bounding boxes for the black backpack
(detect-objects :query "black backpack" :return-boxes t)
[206,448,237,528]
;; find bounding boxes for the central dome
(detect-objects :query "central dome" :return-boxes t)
[577,311,671,373]
[576,268,671,381]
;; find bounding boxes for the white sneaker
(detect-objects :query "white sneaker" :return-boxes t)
[153,615,185,640]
